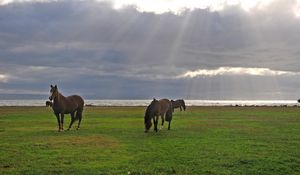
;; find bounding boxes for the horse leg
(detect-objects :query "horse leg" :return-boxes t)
[154,115,159,132]
[180,106,182,111]
[67,112,76,130]
[76,110,82,130]
[55,113,61,132]
[152,117,156,132]
[60,113,64,131]
[168,120,171,130]
[160,114,164,130]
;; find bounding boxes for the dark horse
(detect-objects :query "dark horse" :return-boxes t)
[46,101,53,107]
[144,98,173,132]
[48,85,84,131]
[171,99,186,111]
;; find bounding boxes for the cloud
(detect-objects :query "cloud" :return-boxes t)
[0,0,300,99]
[0,0,296,18]
[0,74,9,82]
[0,0,49,5]
[178,67,300,78]
[0,0,277,14]
[108,0,276,14]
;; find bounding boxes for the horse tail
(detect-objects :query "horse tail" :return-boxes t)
[74,107,82,120]
[75,97,84,120]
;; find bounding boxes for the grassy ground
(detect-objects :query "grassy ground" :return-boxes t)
[0,106,300,175]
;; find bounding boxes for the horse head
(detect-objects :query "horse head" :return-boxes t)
[181,99,186,111]
[144,112,152,133]
[144,101,157,133]
[49,85,58,101]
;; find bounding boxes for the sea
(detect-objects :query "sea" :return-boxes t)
[0,99,298,107]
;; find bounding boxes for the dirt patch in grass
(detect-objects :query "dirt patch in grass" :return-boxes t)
[36,135,119,149]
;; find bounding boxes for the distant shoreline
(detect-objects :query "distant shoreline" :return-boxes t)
[0,99,298,107]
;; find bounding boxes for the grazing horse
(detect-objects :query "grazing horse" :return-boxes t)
[171,99,186,111]
[48,85,84,131]
[144,98,173,132]
[46,101,53,107]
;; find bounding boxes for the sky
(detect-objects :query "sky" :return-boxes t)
[1,0,300,100]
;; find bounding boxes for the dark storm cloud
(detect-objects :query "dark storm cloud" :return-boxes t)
[0,0,300,99]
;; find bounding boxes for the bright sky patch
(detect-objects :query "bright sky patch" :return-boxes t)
[0,74,8,82]
[179,67,300,78]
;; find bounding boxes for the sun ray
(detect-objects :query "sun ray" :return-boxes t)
[165,10,192,66]
[178,67,300,78]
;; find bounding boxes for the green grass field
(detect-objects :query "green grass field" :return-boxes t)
[0,106,300,175]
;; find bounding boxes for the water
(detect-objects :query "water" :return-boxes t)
[0,99,298,107]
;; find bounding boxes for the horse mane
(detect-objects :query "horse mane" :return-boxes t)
[146,100,157,114]
[56,91,65,101]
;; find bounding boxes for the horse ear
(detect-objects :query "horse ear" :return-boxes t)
[54,85,57,89]
[50,85,53,88]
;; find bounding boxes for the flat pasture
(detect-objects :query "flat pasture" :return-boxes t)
[0,106,299,174]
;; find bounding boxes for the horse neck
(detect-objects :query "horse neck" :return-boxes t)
[146,101,158,116]
[53,92,66,104]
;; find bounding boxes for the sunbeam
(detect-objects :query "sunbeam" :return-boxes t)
[178,67,300,78]
[165,10,192,65]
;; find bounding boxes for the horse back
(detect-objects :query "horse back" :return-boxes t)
[172,99,185,109]
[171,100,180,108]
[63,95,84,113]
[158,99,171,114]
[68,95,84,107]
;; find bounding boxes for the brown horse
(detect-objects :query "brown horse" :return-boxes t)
[48,85,84,131]
[144,98,173,132]
[171,99,186,111]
